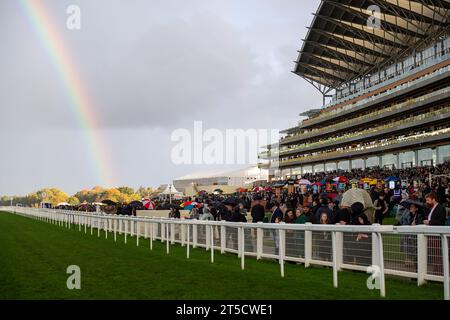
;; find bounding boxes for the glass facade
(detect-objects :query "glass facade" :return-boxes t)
[366,156,379,168]
[326,162,337,172]
[338,160,350,171]
[399,151,415,168]
[418,148,436,166]
[352,159,364,169]
[438,145,450,164]
[313,164,325,173]
[302,166,313,174]
[382,154,397,168]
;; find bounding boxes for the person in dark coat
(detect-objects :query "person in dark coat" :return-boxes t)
[268,202,283,255]
[315,198,332,224]
[423,193,447,226]
[251,198,266,223]
[268,202,283,224]
[423,192,447,274]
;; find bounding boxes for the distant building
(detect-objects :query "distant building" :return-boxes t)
[173,166,268,193]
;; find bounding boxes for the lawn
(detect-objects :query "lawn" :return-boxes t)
[0,211,444,300]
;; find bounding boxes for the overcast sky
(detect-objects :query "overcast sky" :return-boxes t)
[0,0,323,195]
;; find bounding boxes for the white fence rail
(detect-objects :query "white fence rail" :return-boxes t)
[2,206,449,300]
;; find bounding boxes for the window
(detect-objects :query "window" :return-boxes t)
[338,161,350,171]
[326,163,337,172]
[313,164,325,173]
[399,151,415,167]
[438,145,450,164]
[352,159,364,169]
[382,154,397,168]
[366,156,379,168]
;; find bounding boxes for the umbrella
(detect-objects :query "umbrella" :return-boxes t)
[350,179,360,184]
[298,179,311,186]
[101,199,117,206]
[385,176,399,182]
[142,199,156,210]
[333,176,349,184]
[183,202,199,210]
[128,201,144,209]
[214,189,224,193]
[341,188,374,209]
[399,199,424,210]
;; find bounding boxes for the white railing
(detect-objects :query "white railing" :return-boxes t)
[2,206,449,300]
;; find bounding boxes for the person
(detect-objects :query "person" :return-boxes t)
[318,212,329,224]
[314,198,332,224]
[302,204,314,223]
[374,193,388,224]
[269,202,283,224]
[334,205,351,225]
[222,197,245,249]
[423,193,447,226]
[251,197,266,223]
[423,193,447,275]
[200,204,214,221]
[189,207,199,220]
[399,203,421,267]
[268,202,283,255]
[284,209,295,223]
[294,208,309,224]
[238,203,248,220]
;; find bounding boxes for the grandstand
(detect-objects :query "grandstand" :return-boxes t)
[259,0,450,180]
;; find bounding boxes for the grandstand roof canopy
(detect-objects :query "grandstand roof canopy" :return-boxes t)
[293,0,450,93]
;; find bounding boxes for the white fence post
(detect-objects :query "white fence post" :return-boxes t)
[279,229,285,278]
[124,220,128,244]
[257,222,263,260]
[166,223,170,254]
[240,227,245,270]
[304,223,312,268]
[193,224,198,248]
[373,233,386,298]
[335,229,343,271]
[220,224,226,254]
[114,218,117,242]
[171,223,175,244]
[136,221,140,247]
[186,224,190,259]
[417,234,427,286]
[332,231,338,288]
[210,225,214,263]
[442,235,449,301]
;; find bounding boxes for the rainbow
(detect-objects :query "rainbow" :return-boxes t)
[19,0,116,187]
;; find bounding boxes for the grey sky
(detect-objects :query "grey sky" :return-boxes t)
[0,0,322,195]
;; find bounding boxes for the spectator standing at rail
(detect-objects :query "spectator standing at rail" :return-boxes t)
[374,193,389,224]
[251,196,266,223]
[315,198,332,224]
[423,192,448,275]
[268,202,283,255]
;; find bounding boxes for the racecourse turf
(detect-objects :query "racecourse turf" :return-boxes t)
[0,211,444,300]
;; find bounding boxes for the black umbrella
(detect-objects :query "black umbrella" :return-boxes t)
[101,199,117,206]
[399,199,425,210]
[128,200,144,209]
